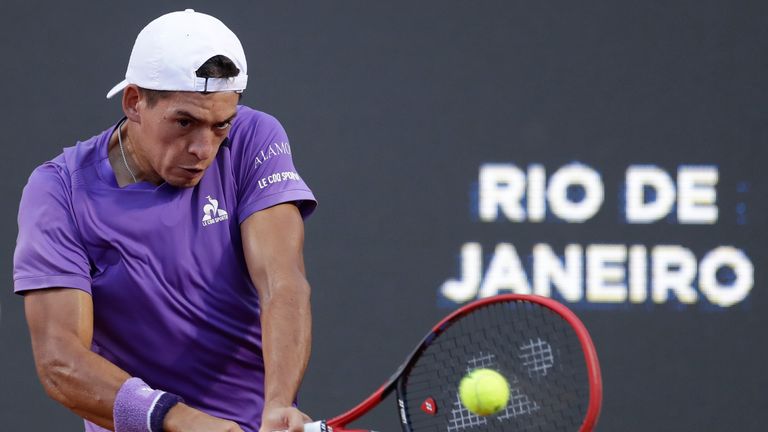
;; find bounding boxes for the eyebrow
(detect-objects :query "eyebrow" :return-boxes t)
[174,109,238,124]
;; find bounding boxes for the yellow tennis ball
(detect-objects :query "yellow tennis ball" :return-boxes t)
[458,368,510,416]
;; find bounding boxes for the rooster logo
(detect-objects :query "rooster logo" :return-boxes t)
[202,195,229,225]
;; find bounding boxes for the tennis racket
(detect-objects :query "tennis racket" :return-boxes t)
[303,294,602,432]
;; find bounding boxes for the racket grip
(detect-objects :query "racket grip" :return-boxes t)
[302,421,326,432]
[291,420,376,432]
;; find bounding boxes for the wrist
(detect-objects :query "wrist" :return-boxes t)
[113,377,183,432]
[162,403,192,432]
[264,397,296,409]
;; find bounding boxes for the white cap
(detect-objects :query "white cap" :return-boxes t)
[106,9,248,99]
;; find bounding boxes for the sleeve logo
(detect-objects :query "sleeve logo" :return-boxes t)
[254,142,291,167]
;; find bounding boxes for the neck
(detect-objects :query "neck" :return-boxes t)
[118,121,138,183]
[110,120,161,186]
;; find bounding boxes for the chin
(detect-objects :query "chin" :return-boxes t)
[166,176,202,188]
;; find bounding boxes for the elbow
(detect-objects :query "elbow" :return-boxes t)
[35,350,81,410]
[262,275,311,306]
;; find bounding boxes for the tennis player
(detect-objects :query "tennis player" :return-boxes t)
[13,9,316,432]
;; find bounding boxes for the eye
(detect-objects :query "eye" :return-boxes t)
[177,119,192,128]
[215,121,231,130]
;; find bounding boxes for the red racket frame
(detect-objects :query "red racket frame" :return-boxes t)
[322,294,602,432]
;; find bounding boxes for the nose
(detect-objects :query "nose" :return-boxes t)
[187,131,217,161]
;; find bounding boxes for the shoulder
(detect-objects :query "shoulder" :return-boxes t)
[63,126,112,174]
[18,161,77,240]
[23,125,112,200]
[24,160,70,200]
[231,105,282,130]
[229,106,287,147]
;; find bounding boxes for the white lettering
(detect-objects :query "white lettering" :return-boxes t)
[258,171,302,189]
[625,165,676,223]
[478,163,604,223]
[440,243,482,302]
[527,164,546,222]
[533,243,582,301]
[547,163,603,223]
[479,164,526,222]
[628,245,647,303]
[254,142,292,167]
[439,242,753,307]
[586,244,627,303]
[201,213,229,227]
[677,166,718,224]
[652,246,698,304]
[478,243,531,297]
[699,247,753,307]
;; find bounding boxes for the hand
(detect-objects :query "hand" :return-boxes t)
[259,403,312,432]
[163,403,245,432]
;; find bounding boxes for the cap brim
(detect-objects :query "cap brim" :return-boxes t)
[106,80,128,99]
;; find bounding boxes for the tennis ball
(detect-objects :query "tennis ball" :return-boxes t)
[458,368,510,416]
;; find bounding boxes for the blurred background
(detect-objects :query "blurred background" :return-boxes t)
[1,1,766,430]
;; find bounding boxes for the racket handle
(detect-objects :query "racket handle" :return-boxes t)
[301,421,377,432]
[303,421,326,432]
[273,421,326,432]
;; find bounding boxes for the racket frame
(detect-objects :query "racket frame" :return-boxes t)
[321,294,602,432]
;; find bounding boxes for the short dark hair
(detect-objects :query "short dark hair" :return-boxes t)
[139,55,241,107]
[195,55,240,79]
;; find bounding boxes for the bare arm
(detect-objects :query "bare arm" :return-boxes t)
[241,203,313,432]
[25,288,244,432]
[25,288,130,428]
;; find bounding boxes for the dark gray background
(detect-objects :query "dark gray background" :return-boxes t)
[1,1,766,430]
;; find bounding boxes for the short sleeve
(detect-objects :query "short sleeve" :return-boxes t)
[13,163,92,294]
[230,108,317,223]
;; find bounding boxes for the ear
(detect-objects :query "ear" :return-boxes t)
[122,85,142,123]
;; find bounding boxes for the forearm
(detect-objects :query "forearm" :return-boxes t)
[240,203,313,431]
[260,276,312,407]
[34,330,228,432]
[25,289,130,429]
[32,336,129,429]
[26,286,243,432]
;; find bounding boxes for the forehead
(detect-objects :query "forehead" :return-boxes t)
[152,91,239,121]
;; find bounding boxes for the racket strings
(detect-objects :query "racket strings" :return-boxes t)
[400,301,589,432]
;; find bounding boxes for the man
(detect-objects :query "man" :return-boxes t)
[13,9,315,432]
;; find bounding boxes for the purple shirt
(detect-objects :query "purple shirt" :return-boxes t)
[13,106,316,432]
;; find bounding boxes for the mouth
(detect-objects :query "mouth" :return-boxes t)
[180,167,204,177]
